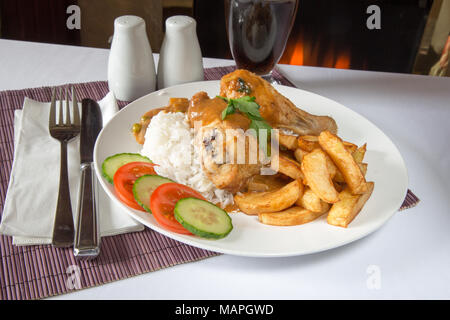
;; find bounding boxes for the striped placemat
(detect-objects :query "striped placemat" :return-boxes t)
[0,65,419,300]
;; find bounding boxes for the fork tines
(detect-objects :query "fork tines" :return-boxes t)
[49,86,80,128]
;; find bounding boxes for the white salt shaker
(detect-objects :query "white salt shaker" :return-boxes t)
[157,16,204,89]
[108,15,156,101]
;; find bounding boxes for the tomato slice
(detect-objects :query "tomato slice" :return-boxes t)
[150,183,206,234]
[113,162,157,211]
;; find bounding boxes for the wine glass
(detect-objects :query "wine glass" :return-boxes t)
[224,0,299,84]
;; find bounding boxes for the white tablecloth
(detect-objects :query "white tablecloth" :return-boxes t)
[1,39,449,299]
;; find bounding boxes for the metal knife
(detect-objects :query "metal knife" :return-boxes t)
[74,99,103,259]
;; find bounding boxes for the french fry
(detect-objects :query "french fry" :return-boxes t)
[327,182,374,228]
[297,179,304,200]
[333,181,344,192]
[295,144,337,178]
[279,150,295,160]
[258,206,326,226]
[234,180,301,215]
[334,162,368,183]
[334,170,345,183]
[343,141,358,153]
[301,149,340,203]
[247,174,292,192]
[297,135,320,152]
[359,162,368,176]
[294,148,309,163]
[273,154,304,180]
[324,152,338,179]
[279,133,298,150]
[352,143,367,163]
[318,131,368,194]
[296,187,330,213]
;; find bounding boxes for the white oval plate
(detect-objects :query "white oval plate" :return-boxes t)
[94,80,408,257]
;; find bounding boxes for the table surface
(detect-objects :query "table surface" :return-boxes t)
[1,39,449,300]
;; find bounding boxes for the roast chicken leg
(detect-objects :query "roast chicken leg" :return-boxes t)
[220,69,337,136]
[188,92,262,193]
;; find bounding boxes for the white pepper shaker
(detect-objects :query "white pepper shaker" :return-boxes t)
[157,16,204,89]
[108,15,156,101]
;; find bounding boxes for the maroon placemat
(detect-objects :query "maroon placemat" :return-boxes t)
[0,65,419,300]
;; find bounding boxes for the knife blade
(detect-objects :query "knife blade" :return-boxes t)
[74,98,103,259]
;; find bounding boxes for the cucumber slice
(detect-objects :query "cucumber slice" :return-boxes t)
[174,198,233,239]
[132,175,173,212]
[102,153,152,183]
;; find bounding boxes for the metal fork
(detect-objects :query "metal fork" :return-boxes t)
[49,87,81,247]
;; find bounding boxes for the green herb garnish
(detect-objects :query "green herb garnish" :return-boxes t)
[217,96,272,139]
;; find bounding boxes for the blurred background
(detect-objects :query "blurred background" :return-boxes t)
[0,0,448,76]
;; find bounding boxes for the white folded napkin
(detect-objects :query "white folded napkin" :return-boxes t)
[0,92,144,245]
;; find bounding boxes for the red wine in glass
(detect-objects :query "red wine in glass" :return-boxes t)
[225,0,298,83]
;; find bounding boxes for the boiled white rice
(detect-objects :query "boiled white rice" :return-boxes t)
[140,112,234,207]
